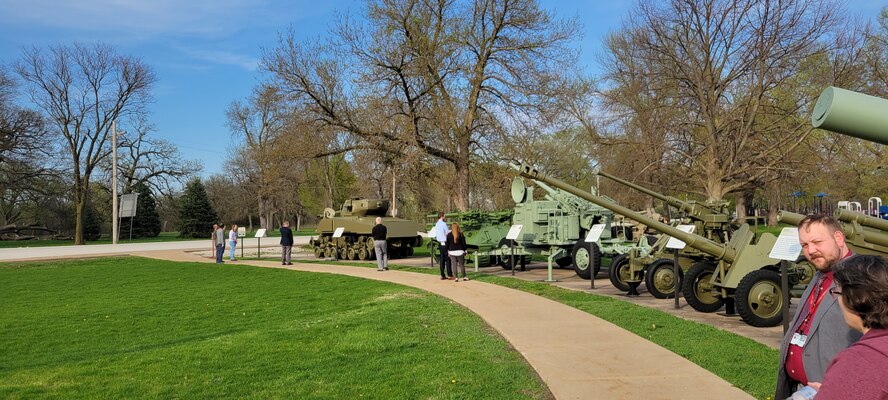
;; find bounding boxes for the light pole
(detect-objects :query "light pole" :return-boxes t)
[112,120,119,245]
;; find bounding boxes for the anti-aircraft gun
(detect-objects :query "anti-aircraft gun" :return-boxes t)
[484,175,644,279]
[595,170,738,303]
[510,160,811,327]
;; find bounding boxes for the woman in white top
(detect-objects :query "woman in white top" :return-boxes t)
[228,224,238,261]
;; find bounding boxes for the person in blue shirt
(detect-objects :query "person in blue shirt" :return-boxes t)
[434,212,453,280]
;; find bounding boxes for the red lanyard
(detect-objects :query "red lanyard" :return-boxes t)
[797,281,829,333]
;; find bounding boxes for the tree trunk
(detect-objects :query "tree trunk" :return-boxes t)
[74,192,86,245]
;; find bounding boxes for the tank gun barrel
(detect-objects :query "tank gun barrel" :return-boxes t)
[509,161,733,261]
[812,87,888,146]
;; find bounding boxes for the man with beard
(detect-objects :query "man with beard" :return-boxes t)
[775,214,863,399]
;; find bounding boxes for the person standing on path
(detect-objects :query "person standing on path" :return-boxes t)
[775,214,862,399]
[280,221,294,265]
[214,224,225,263]
[228,224,238,261]
[446,222,468,282]
[435,212,453,280]
[372,217,388,271]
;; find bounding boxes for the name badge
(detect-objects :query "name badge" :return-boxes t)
[790,333,808,347]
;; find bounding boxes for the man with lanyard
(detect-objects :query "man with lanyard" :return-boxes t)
[434,212,453,280]
[775,214,862,399]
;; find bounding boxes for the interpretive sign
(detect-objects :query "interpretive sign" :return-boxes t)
[584,224,606,243]
[506,224,523,241]
[332,227,345,238]
[665,224,696,249]
[769,228,802,261]
[255,228,267,238]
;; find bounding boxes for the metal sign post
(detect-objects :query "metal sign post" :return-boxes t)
[769,227,803,334]
[238,227,246,259]
[505,225,523,277]
[255,229,267,259]
[665,224,695,309]
[584,224,607,290]
[119,193,138,242]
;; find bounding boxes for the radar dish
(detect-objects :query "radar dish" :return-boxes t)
[511,177,528,203]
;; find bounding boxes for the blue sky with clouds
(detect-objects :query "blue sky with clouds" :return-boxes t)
[0,1,884,177]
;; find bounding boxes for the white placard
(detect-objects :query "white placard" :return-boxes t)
[255,228,267,238]
[769,227,803,261]
[584,224,607,243]
[237,227,246,237]
[665,224,696,249]
[419,230,433,238]
[119,193,139,218]
[505,224,523,240]
[332,227,346,238]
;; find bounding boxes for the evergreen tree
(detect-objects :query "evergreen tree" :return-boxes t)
[120,182,162,238]
[177,178,218,238]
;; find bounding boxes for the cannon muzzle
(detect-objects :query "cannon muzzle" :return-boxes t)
[596,170,729,221]
[812,87,888,146]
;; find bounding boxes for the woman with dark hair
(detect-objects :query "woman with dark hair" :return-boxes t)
[446,222,468,282]
[808,254,888,399]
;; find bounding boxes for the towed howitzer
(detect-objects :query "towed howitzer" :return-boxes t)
[512,161,809,327]
[596,170,736,299]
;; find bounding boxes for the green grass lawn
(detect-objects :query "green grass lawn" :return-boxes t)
[294,259,779,400]
[0,258,551,399]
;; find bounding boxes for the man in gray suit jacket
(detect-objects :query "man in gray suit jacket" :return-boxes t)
[775,214,862,399]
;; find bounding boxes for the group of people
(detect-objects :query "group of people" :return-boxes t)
[434,212,469,281]
[776,214,888,400]
[212,223,239,263]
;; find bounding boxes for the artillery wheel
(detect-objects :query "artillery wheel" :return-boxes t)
[608,254,632,292]
[572,241,601,280]
[357,247,369,260]
[497,238,529,270]
[645,259,682,299]
[736,269,784,327]
[681,262,724,313]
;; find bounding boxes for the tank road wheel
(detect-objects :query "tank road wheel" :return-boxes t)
[681,262,724,313]
[608,254,632,292]
[313,245,324,258]
[645,259,682,299]
[357,246,369,260]
[346,247,357,260]
[572,241,602,280]
[406,245,414,256]
[736,269,784,327]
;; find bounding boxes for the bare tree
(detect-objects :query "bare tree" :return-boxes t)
[14,43,155,244]
[263,0,581,210]
[113,117,202,196]
[600,0,861,208]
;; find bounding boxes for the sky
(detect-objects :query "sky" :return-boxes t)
[0,0,884,178]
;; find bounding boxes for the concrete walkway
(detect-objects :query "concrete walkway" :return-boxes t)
[134,250,754,400]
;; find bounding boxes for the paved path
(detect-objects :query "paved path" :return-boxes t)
[3,244,755,399]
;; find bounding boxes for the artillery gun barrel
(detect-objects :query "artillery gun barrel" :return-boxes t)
[596,170,689,212]
[510,161,734,261]
[777,210,805,226]
[812,86,888,146]
[835,209,888,232]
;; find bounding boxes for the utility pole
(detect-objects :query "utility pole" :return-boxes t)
[112,120,119,245]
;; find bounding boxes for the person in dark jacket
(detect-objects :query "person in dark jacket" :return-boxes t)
[372,217,388,271]
[280,221,294,265]
[446,222,468,282]
[807,254,888,400]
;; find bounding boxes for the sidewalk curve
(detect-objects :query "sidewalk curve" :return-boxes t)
[136,250,754,400]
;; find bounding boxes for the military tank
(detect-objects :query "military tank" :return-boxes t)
[311,198,424,260]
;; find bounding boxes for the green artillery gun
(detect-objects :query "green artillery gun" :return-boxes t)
[425,210,513,267]
[778,210,888,256]
[311,198,424,260]
[511,160,814,327]
[480,175,643,279]
[811,86,888,146]
[596,170,737,300]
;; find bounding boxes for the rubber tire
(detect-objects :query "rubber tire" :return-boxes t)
[572,241,601,280]
[608,254,631,292]
[497,238,528,270]
[645,259,682,299]
[736,269,784,327]
[681,262,724,313]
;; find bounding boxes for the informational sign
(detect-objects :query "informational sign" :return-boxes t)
[665,224,696,250]
[505,224,523,241]
[769,227,803,261]
[255,228,267,238]
[119,193,139,218]
[332,227,346,238]
[237,227,246,238]
[584,224,607,243]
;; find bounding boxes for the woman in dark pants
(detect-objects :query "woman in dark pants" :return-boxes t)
[446,223,468,282]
